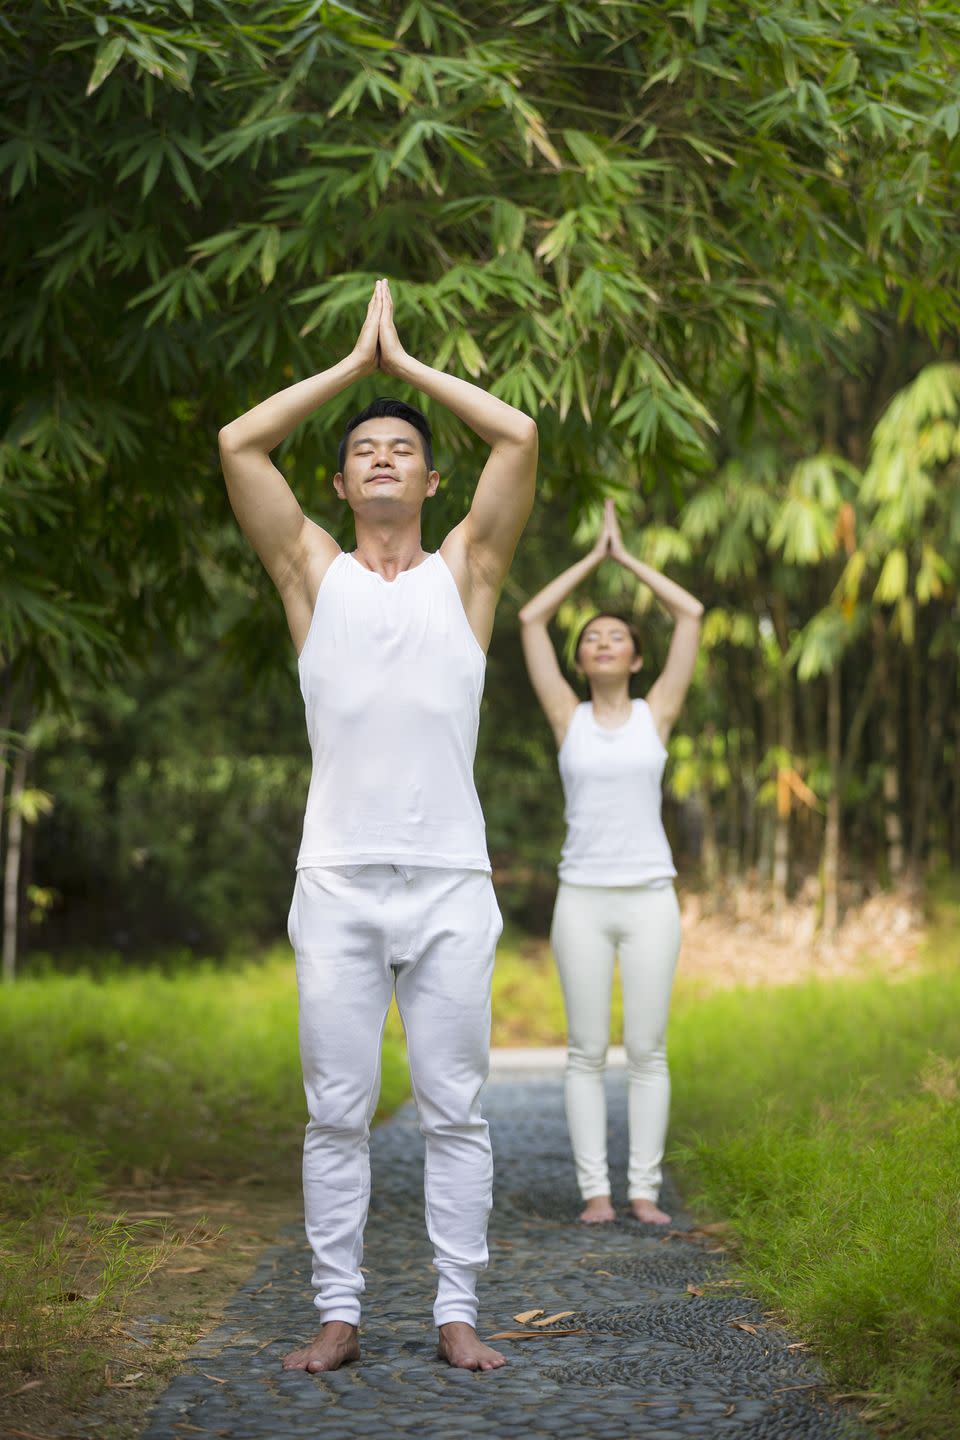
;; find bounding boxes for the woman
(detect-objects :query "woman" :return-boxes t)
[519,500,703,1224]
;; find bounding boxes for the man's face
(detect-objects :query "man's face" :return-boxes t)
[334,417,439,516]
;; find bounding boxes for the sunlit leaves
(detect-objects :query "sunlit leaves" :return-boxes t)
[4,0,960,717]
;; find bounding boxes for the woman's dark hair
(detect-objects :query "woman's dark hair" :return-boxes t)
[337,397,433,472]
[573,611,642,663]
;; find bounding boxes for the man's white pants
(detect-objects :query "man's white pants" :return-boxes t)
[288,864,502,1329]
[550,882,681,1203]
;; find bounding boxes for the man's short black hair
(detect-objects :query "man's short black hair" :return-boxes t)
[337,397,433,473]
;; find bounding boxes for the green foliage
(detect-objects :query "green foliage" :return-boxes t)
[4,3,960,935]
[3,0,960,706]
[669,945,960,1440]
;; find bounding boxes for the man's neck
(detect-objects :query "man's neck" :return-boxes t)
[351,518,428,580]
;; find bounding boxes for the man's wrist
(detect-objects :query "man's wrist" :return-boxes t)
[386,350,420,384]
[343,350,376,382]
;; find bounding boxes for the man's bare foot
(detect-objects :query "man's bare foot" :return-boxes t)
[629,1198,672,1224]
[282,1321,360,1372]
[579,1195,616,1224]
[437,1321,507,1371]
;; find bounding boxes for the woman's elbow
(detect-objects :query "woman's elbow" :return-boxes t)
[218,423,239,456]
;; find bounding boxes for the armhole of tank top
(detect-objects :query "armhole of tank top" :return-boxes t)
[636,697,669,758]
[434,552,488,665]
[557,702,585,758]
[297,551,345,670]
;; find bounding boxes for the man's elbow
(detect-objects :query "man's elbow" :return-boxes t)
[517,415,539,450]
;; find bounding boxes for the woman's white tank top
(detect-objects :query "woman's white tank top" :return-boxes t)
[295,551,490,872]
[557,699,676,887]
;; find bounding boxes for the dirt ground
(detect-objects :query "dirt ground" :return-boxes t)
[674,881,928,991]
[3,1186,302,1440]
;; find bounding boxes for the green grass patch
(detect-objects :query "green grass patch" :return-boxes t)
[1,948,410,1397]
[668,966,960,1439]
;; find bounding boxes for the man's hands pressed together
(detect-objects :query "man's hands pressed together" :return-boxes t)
[350,278,408,379]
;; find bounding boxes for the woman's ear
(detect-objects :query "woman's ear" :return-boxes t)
[630,655,644,674]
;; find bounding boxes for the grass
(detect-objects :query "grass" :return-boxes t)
[0,952,410,1419]
[667,968,960,1438]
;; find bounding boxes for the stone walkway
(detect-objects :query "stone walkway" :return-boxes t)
[142,1061,861,1440]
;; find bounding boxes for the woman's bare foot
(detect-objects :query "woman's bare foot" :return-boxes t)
[282,1321,360,1372]
[437,1322,507,1371]
[578,1195,616,1224]
[629,1198,672,1224]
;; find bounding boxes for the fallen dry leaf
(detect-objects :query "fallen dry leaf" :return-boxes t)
[512,1308,544,1323]
[198,1371,228,1385]
[167,1265,205,1275]
[728,1320,759,1335]
[532,1311,575,1326]
[593,1269,614,1277]
[686,1284,705,1297]
[487,1328,584,1341]
[0,1380,43,1400]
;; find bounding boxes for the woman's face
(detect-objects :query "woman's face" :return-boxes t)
[577,616,643,684]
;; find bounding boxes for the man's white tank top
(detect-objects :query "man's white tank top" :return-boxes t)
[557,700,676,887]
[295,551,490,872]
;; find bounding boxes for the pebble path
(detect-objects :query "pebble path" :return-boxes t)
[141,1059,862,1440]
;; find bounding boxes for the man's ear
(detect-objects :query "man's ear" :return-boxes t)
[425,469,441,498]
[333,471,347,500]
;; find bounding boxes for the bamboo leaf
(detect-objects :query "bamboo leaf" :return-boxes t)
[86,37,125,96]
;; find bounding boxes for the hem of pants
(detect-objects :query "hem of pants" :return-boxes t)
[314,1300,362,1326]
[579,1184,612,1201]
[627,1189,660,1203]
[434,1306,480,1328]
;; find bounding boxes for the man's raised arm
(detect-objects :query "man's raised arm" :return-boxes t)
[377,282,538,592]
[218,285,383,602]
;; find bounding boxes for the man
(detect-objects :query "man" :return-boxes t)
[218,279,537,1373]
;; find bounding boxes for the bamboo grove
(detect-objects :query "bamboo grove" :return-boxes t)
[2,1,959,967]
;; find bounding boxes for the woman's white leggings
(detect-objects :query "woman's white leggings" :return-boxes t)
[550,881,681,1203]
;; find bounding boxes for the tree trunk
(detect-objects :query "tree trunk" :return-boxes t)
[909,641,943,879]
[0,683,13,831]
[874,619,904,884]
[770,593,793,920]
[3,742,29,985]
[821,664,842,941]
[700,784,720,894]
[772,673,793,921]
[726,728,741,888]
